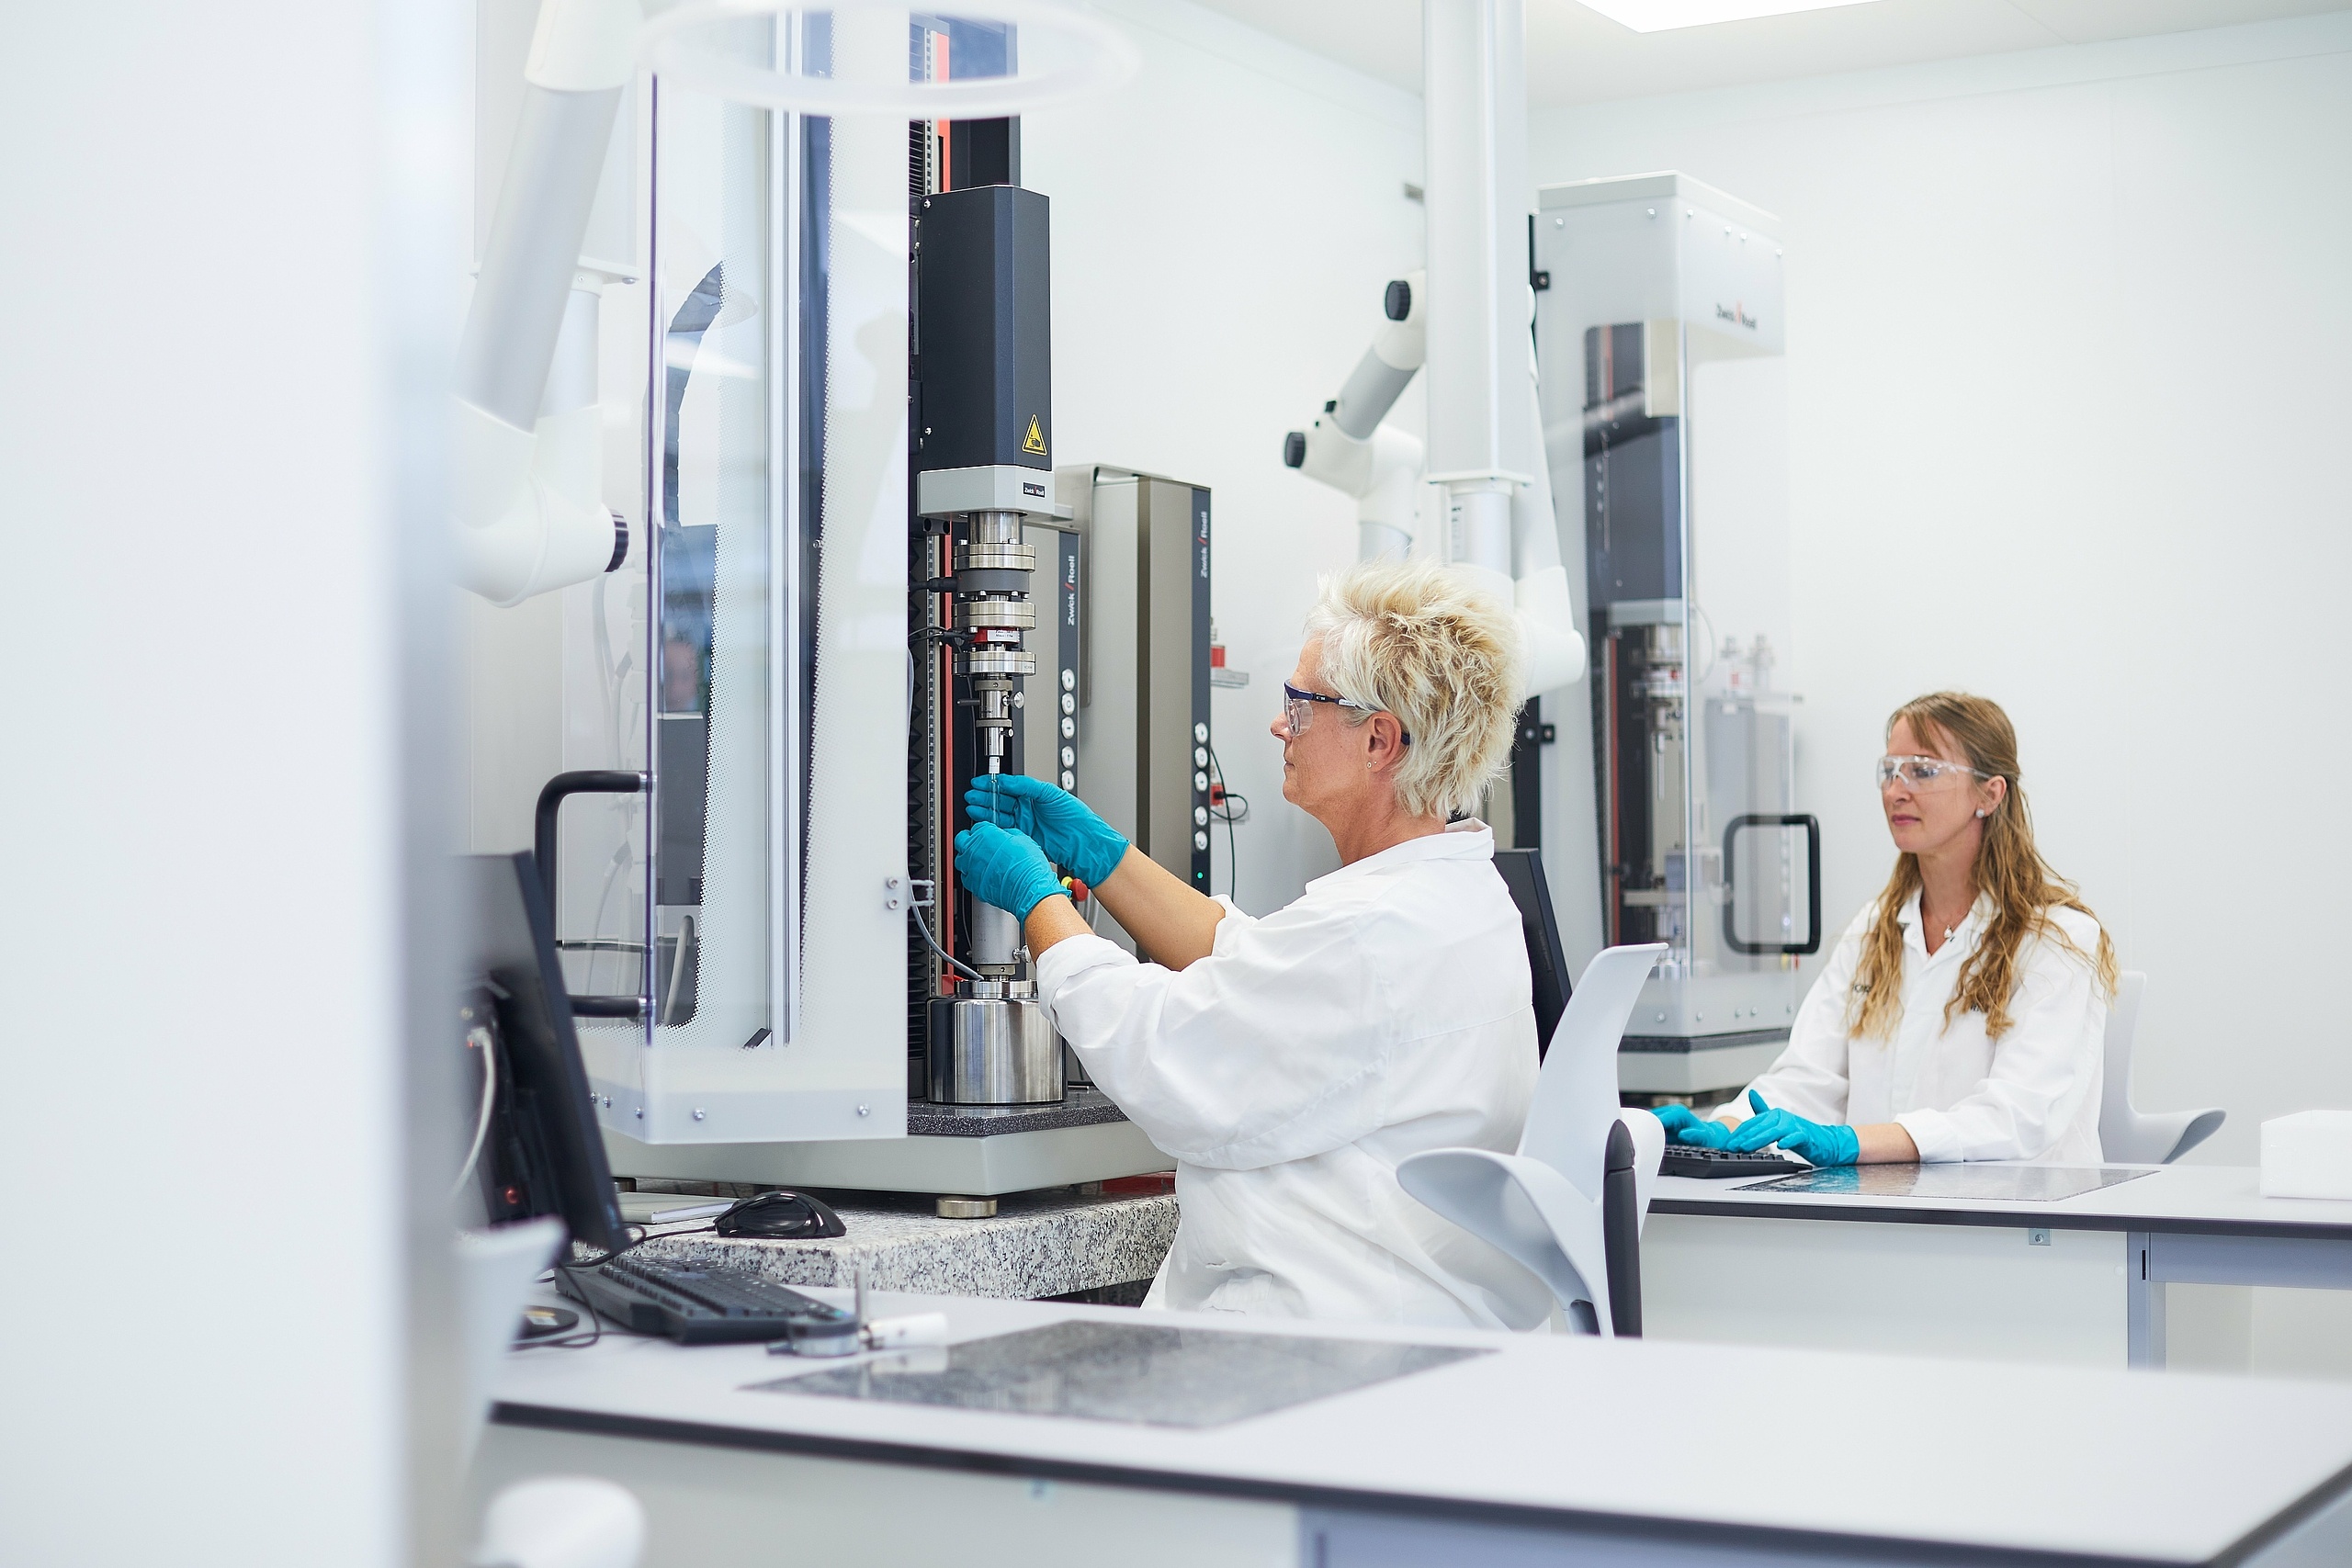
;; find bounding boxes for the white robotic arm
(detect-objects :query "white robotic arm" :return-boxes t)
[453,0,643,606]
[1282,265,1585,692]
[1282,273,1425,563]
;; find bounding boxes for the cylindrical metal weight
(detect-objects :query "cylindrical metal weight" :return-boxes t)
[956,598,1035,630]
[956,541,1037,574]
[959,649,1036,677]
[926,992,1066,1105]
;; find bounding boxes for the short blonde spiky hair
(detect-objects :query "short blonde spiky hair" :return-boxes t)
[1302,558,1525,820]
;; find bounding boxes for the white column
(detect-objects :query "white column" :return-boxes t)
[793,6,915,1132]
[0,1,470,1563]
[1422,0,1530,582]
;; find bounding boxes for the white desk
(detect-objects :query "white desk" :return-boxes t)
[1646,1163,2352,1368]
[481,1290,2352,1566]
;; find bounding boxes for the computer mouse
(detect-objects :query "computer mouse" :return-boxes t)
[713,1189,846,1240]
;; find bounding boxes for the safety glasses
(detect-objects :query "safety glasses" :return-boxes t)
[1876,753,1993,791]
[1281,682,1408,745]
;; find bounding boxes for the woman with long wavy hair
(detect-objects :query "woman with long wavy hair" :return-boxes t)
[1657,692,2118,1166]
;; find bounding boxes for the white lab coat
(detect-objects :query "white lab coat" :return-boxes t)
[1035,820,1555,1329]
[1717,892,2109,1163]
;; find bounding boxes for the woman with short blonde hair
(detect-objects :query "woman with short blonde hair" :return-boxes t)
[955,557,1553,1327]
[1661,692,2118,1167]
[1302,557,1524,820]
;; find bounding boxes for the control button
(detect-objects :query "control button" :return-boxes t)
[1193,770,1209,793]
[1060,746,1076,768]
[1060,692,1075,715]
[1059,770,1075,790]
[1061,669,1076,691]
[1193,806,1207,827]
[1012,690,1024,708]
[1193,829,1209,852]
[1059,716,1075,739]
[1193,721,1208,742]
[1193,746,1208,768]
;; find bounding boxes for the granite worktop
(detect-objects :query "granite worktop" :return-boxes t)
[626,1181,1179,1303]
[905,1084,1132,1137]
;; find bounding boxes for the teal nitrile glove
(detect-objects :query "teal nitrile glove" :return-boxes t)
[953,822,1067,922]
[1654,1103,1734,1149]
[1724,1090,1860,1166]
[964,773,1128,889]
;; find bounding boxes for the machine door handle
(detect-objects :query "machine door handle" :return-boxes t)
[534,771,650,1020]
[1722,813,1822,956]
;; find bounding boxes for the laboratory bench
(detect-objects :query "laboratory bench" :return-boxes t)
[476,1286,2352,1568]
[1644,1161,2352,1369]
[617,1180,1180,1305]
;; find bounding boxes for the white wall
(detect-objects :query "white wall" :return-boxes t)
[0,2,468,1562]
[1529,11,2352,1165]
[1028,0,1430,912]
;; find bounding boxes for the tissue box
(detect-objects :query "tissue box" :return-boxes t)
[2260,1111,2352,1200]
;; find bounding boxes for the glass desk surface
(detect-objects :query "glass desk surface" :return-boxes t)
[745,1319,1488,1429]
[1737,1164,2154,1201]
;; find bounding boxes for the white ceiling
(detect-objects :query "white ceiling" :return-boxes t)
[1184,0,2352,106]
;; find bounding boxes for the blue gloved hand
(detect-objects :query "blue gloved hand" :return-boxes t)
[1654,1103,1734,1149]
[953,822,1068,922]
[1724,1090,1861,1166]
[964,773,1128,888]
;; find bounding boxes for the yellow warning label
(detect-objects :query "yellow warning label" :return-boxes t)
[1022,414,1047,457]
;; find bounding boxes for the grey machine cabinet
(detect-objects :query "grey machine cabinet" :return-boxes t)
[1055,465,1213,954]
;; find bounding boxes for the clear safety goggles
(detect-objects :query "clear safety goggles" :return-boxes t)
[1876,753,1994,791]
[1281,681,1408,745]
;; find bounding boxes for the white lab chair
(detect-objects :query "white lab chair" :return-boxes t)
[456,1218,569,1461]
[457,1221,647,1568]
[1397,943,1668,1335]
[2098,971,2225,1165]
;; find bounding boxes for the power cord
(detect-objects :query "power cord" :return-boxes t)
[1205,744,1248,908]
[450,1021,499,1200]
[911,899,984,982]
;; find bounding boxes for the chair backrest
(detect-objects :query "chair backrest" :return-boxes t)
[2098,970,2148,1144]
[1519,943,1668,1190]
[1493,849,1572,1056]
[455,1217,565,1461]
[2098,971,2227,1164]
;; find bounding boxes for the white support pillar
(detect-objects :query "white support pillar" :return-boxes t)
[1421,0,1583,692]
[1423,0,1530,583]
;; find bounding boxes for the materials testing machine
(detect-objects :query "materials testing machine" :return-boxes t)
[1533,173,1820,1099]
[459,11,1189,1201]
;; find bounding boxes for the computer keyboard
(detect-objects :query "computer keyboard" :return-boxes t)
[557,1252,862,1350]
[1660,1145,1805,1179]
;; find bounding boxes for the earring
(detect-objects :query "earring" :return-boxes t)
[1975,808,1986,818]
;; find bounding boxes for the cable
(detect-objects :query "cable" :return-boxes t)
[449,1023,499,1200]
[528,1221,667,1352]
[1205,744,1247,908]
[910,900,984,982]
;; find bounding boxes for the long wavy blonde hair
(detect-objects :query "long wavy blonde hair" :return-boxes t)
[1847,693,2116,1043]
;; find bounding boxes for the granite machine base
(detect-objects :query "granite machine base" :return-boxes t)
[604,1088,1176,1199]
[624,1184,1179,1303]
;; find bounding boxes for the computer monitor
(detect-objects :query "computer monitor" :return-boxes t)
[1493,848,1572,1059]
[460,852,628,1256]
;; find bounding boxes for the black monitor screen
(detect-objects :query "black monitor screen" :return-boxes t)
[460,852,627,1256]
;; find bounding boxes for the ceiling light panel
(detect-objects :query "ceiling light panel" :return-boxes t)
[1576,0,1886,32]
